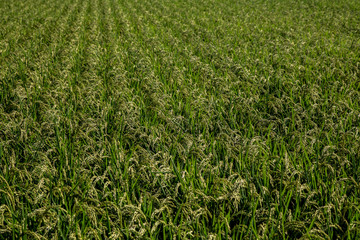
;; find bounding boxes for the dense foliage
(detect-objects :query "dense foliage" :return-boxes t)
[1,0,360,239]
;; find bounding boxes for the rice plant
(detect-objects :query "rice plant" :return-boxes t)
[1,0,360,239]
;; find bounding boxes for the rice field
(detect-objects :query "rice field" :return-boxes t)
[1,0,360,239]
